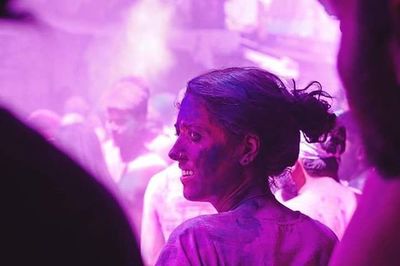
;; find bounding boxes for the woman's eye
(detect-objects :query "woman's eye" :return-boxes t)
[189,131,201,142]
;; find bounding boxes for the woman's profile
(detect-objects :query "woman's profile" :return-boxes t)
[156,67,338,265]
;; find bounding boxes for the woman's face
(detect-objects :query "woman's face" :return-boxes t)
[168,94,243,204]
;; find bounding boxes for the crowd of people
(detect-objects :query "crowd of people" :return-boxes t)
[2,0,400,265]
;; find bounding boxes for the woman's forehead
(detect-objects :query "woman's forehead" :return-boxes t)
[177,95,208,121]
[176,95,225,131]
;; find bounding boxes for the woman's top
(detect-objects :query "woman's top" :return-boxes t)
[156,195,338,266]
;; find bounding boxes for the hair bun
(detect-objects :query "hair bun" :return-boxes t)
[290,81,336,143]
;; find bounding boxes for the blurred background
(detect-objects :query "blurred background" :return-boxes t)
[4,2,363,261]
[0,0,342,117]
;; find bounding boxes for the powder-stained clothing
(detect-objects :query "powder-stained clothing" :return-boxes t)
[156,196,338,266]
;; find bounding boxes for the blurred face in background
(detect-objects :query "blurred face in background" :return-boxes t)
[107,108,136,145]
[104,79,149,162]
[106,107,145,162]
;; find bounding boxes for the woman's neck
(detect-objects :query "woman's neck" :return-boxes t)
[212,177,271,213]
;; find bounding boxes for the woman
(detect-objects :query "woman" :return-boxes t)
[156,67,338,265]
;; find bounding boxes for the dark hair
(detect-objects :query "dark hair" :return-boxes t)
[185,67,336,176]
[301,123,346,180]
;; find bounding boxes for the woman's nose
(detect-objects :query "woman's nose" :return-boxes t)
[168,145,180,161]
[168,140,186,161]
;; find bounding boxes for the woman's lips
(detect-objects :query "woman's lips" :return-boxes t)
[181,169,194,182]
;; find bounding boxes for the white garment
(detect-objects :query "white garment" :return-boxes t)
[102,138,168,236]
[141,163,216,266]
[275,177,357,239]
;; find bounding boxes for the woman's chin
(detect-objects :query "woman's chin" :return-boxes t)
[183,189,204,202]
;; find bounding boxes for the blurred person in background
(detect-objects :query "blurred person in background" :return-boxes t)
[61,95,109,145]
[26,108,61,142]
[102,76,167,236]
[317,0,400,264]
[274,122,357,239]
[146,91,177,164]
[54,121,116,191]
[55,95,116,188]
[337,110,370,192]
[61,95,90,126]
[0,1,142,265]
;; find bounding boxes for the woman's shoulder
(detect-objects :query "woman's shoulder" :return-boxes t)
[158,211,240,265]
[170,213,220,235]
[165,211,242,247]
[296,212,339,244]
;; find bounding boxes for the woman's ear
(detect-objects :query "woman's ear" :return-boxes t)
[239,133,260,166]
